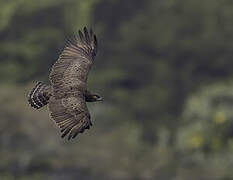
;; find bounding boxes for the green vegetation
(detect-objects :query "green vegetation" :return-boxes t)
[0,0,233,179]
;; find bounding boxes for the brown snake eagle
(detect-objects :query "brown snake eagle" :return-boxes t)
[28,27,103,140]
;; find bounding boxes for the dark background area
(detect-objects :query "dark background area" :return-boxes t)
[0,0,233,179]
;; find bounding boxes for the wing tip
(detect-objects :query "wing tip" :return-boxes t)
[83,26,88,32]
[60,123,92,140]
[77,26,98,55]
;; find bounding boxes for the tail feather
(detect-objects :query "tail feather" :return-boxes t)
[28,82,52,109]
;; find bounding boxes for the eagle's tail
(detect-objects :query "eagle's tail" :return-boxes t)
[28,82,52,109]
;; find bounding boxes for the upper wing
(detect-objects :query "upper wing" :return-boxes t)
[48,27,98,139]
[49,27,98,98]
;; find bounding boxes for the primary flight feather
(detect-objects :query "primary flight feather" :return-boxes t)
[28,27,103,140]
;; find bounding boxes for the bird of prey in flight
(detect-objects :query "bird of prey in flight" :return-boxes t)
[28,27,103,140]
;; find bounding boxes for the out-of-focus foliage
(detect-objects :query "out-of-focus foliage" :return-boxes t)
[0,0,233,179]
[0,0,98,83]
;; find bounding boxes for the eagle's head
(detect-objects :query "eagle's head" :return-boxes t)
[85,93,103,102]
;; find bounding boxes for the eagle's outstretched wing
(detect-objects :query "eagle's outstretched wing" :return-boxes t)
[49,27,98,140]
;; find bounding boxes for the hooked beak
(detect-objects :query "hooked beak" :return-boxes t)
[97,97,103,101]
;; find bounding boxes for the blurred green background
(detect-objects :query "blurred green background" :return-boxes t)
[0,0,233,179]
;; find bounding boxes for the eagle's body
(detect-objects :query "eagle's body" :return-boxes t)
[28,27,102,140]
